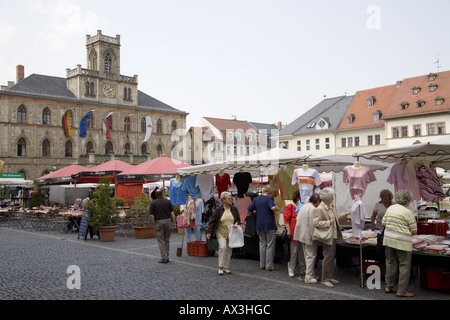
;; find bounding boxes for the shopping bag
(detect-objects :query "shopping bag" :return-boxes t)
[228,225,245,248]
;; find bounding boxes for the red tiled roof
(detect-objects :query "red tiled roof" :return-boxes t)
[336,84,397,132]
[383,70,450,119]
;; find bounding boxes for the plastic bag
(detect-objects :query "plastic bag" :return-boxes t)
[227,225,244,248]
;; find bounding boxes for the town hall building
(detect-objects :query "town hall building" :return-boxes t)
[0,30,188,180]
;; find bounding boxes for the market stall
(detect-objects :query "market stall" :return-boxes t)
[352,136,450,289]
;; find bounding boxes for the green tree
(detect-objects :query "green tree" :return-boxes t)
[86,177,120,227]
[28,186,45,209]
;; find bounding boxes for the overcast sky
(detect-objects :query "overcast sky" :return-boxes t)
[1,0,449,129]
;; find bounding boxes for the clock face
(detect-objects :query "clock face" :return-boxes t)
[103,85,115,98]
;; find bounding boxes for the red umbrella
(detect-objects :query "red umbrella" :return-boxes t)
[117,156,191,182]
[72,159,134,183]
[35,164,88,184]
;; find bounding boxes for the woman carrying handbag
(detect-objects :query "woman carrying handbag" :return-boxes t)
[313,187,349,288]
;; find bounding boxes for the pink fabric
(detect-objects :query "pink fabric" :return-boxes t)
[235,196,252,224]
[403,163,422,201]
[387,163,406,192]
[343,166,376,200]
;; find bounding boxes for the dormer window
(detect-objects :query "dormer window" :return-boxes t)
[400,102,409,110]
[367,96,376,107]
[417,99,425,108]
[318,119,326,128]
[347,114,355,125]
[429,83,438,92]
[412,86,421,95]
[307,122,316,128]
[372,110,382,122]
[436,96,444,106]
[428,73,437,82]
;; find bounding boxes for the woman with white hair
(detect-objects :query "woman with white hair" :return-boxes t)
[313,187,349,288]
[382,189,417,297]
[207,191,241,275]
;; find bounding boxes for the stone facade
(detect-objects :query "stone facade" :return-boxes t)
[0,30,187,180]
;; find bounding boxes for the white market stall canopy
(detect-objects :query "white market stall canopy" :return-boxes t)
[177,148,389,176]
[353,136,450,170]
[0,178,34,186]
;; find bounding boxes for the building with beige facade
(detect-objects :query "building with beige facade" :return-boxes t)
[0,30,187,180]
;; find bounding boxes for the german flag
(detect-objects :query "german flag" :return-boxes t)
[62,111,72,137]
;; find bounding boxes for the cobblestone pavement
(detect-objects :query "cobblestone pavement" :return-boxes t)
[1,226,449,302]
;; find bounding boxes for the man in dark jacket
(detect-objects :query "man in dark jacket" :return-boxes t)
[149,189,176,263]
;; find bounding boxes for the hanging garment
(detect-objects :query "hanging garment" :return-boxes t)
[343,165,376,201]
[291,168,321,203]
[194,198,205,226]
[351,200,368,239]
[415,163,445,202]
[278,168,298,200]
[183,197,196,227]
[169,178,187,205]
[235,196,252,224]
[233,171,253,198]
[387,163,406,192]
[403,162,422,201]
[215,172,231,197]
[184,175,201,199]
[195,174,215,201]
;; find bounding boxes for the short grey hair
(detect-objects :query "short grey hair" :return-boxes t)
[220,191,232,201]
[319,187,334,202]
[395,189,412,205]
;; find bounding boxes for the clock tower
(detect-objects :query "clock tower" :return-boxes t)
[66,30,138,106]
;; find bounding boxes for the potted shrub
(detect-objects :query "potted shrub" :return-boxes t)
[129,191,155,239]
[86,177,120,242]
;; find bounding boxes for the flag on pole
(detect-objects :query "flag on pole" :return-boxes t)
[142,116,152,143]
[79,110,94,138]
[62,111,72,137]
[103,112,113,140]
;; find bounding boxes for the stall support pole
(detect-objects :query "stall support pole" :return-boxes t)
[359,238,364,288]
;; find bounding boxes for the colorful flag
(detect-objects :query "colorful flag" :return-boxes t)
[62,111,72,137]
[79,110,94,138]
[142,116,152,142]
[102,112,113,140]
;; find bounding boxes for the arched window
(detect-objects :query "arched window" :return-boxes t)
[18,138,26,156]
[105,141,114,154]
[141,144,147,155]
[141,117,146,132]
[123,116,131,132]
[65,141,72,158]
[18,105,27,123]
[86,141,94,154]
[171,120,177,133]
[156,119,162,134]
[42,139,51,157]
[157,144,163,157]
[124,143,131,155]
[104,53,112,73]
[42,108,51,125]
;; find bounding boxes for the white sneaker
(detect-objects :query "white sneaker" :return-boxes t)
[223,269,231,274]
[218,269,223,275]
[304,277,317,284]
[321,281,334,288]
[288,268,294,277]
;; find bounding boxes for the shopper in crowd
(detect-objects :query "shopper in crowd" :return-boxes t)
[371,189,393,231]
[149,189,177,263]
[283,190,306,278]
[74,198,84,211]
[313,187,349,288]
[206,191,241,275]
[382,189,417,297]
[247,188,280,271]
[294,193,321,284]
